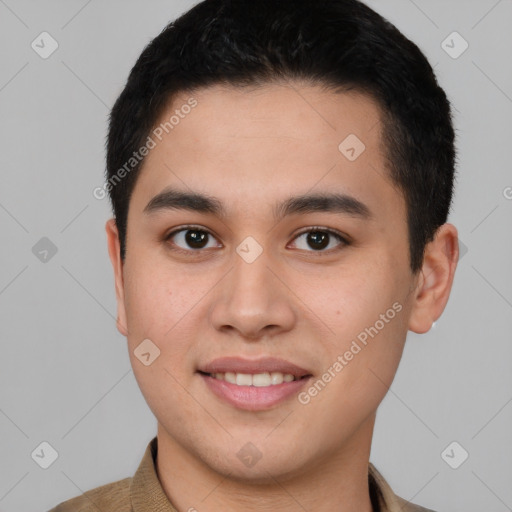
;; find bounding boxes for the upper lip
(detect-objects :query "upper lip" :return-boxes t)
[198,357,311,378]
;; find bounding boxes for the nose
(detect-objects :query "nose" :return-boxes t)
[209,246,297,340]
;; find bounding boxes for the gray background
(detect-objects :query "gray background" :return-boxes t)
[0,0,511,511]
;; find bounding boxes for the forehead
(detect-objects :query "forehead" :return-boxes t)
[130,82,403,224]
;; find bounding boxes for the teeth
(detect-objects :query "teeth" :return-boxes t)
[253,373,271,387]
[270,372,284,385]
[236,373,253,386]
[209,371,299,386]
[224,372,236,384]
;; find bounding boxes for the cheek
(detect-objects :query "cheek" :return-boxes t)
[305,313,407,440]
[298,259,402,337]
[122,265,197,409]
[122,259,192,340]
[299,257,409,394]
[121,281,188,398]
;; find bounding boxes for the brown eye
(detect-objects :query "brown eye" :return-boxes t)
[306,231,330,250]
[166,227,220,251]
[290,229,348,252]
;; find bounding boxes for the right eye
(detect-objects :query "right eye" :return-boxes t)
[164,226,222,252]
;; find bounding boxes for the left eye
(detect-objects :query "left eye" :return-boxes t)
[290,229,347,252]
[166,228,220,251]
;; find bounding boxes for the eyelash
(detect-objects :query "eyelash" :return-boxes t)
[163,224,350,256]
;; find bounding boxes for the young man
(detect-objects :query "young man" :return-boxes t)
[50,0,458,510]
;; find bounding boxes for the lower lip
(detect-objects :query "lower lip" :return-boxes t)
[199,373,311,411]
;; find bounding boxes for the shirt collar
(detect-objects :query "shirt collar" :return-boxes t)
[130,436,178,511]
[369,462,407,512]
[131,436,405,512]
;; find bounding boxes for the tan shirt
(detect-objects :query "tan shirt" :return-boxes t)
[48,437,436,512]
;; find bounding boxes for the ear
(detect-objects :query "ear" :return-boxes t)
[106,219,128,336]
[408,223,459,334]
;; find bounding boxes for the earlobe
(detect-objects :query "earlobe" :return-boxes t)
[408,223,459,334]
[105,219,129,337]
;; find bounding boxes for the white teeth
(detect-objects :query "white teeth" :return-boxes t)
[224,372,237,384]
[210,371,299,386]
[252,373,271,387]
[236,373,253,386]
[270,372,284,385]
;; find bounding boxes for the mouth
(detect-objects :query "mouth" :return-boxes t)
[196,357,313,410]
[197,370,309,387]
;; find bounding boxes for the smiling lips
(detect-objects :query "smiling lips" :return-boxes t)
[197,356,312,410]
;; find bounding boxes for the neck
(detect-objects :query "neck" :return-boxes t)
[155,414,377,512]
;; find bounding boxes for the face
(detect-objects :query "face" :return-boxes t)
[107,83,450,481]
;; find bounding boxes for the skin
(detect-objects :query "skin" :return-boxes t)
[106,82,458,512]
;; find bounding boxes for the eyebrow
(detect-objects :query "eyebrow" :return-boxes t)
[143,187,372,220]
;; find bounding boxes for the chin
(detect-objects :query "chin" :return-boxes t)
[211,456,305,485]
[193,438,313,484]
